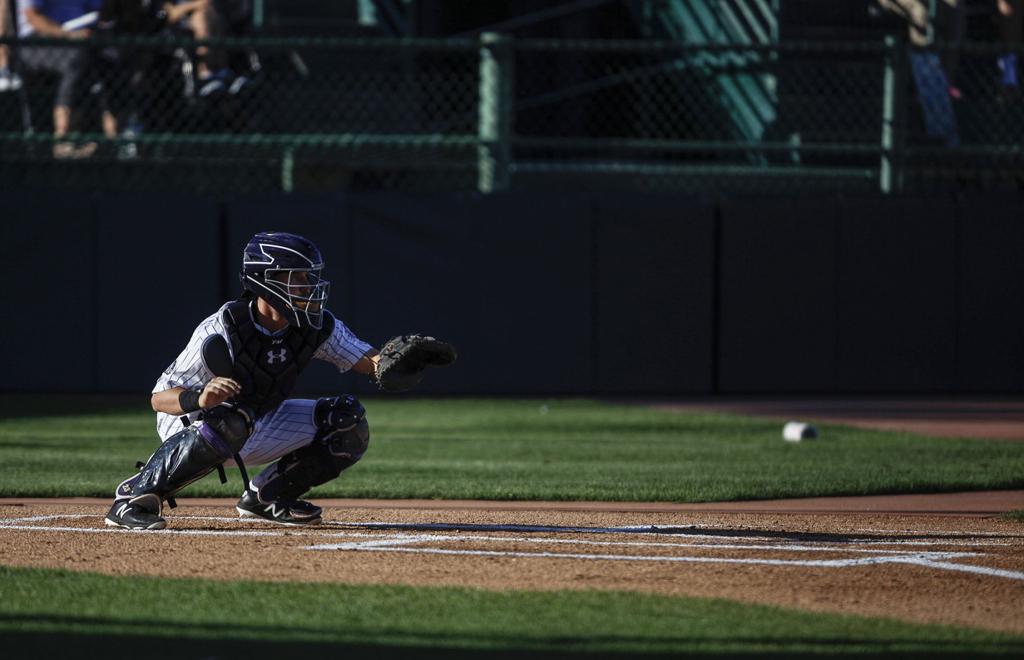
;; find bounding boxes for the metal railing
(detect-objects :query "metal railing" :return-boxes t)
[1,34,1022,195]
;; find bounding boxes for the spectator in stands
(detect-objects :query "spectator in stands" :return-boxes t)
[0,0,24,91]
[878,0,961,147]
[17,0,117,157]
[171,0,232,95]
[995,0,1022,98]
[95,0,210,141]
[99,0,206,33]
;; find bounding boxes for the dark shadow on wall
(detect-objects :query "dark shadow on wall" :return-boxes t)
[0,395,142,420]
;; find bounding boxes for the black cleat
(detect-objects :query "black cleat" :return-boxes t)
[104,494,166,530]
[236,490,322,526]
[288,499,323,520]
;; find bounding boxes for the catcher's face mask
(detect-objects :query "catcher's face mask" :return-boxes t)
[264,268,330,329]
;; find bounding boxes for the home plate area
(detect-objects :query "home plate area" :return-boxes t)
[1,503,1022,633]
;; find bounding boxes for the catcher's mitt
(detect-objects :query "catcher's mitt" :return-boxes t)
[375,335,457,392]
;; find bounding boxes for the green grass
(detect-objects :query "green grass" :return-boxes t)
[1002,510,1024,523]
[0,566,1020,659]
[0,397,1021,501]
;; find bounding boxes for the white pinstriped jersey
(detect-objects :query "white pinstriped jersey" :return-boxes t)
[152,301,372,441]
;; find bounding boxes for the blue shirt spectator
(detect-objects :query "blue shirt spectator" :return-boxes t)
[17,0,116,158]
[18,0,103,36]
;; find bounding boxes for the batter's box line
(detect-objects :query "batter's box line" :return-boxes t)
[0,515,1014,553]
[311,531,981,560]
[303,543,1024,581]
[855,527,1024,539]
[322,520,1016,548]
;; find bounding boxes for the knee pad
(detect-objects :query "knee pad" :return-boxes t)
[252,417,370,504]
[314,395,365,437]
[200,402,254,453]
[323,417,371,463]
[315,395,369,463]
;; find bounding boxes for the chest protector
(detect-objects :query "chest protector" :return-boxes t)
[222,299,335,418]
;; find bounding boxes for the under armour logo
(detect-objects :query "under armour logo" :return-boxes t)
[267,348,288,364]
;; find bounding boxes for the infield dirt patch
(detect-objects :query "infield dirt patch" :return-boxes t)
[1,499,1022,636]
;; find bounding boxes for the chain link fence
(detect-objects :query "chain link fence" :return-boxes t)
[1,33,1023,194]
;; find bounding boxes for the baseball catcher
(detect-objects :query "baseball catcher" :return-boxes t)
[105,231,456,530]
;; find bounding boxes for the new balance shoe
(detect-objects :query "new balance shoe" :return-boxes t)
[288,498,323,521]
[104,494,166,530]
[236,490,322,526]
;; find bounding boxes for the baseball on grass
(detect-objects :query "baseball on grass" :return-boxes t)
[783,421,818,442]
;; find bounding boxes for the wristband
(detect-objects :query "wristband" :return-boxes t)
[178,389,202,413]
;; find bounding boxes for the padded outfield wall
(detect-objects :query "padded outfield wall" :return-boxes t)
[2,192,1021,395]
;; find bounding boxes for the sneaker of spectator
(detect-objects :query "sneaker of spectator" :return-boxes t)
[53,140,98,159]
[116,114,142,160]
[227,72,252,95]
[197,66,230,97]
[0,67,24,92]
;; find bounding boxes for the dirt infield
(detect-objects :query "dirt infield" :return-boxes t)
[2,496,1022,636]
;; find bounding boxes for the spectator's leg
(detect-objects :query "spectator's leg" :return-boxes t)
[999,53,1020,87]
[190,0,226,79]
[996,0,1023,90]
[0,0,8,60]
[102,110,117,138]
[909,50,960,147]
[50,47,97,158]
[0,0,10,88]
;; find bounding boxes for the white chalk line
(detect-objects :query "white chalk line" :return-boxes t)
[311,531,980,559]
[855,528,1024,539]
[0,521,984,562]
[4,515,1015,547]
[320,521,1021,548]
[304,545,1024,580]
[0,523,287,538]
[0,515,1011,550]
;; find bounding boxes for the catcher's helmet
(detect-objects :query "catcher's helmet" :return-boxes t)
[240,232,330,329]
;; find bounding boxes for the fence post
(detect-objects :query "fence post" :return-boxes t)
[281,147,294,193]
[253,0,264,29]
[880,35,896,194]
[478,32,513,193]
[358,0,378,26]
